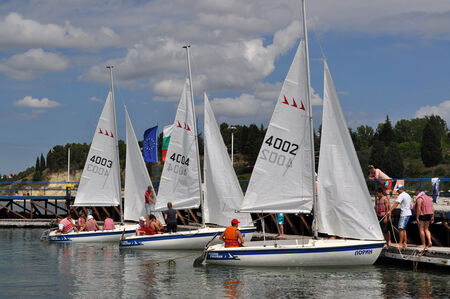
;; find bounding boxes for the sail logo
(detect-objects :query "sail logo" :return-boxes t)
[282,95,305,111]
[98,128,114,138]
[354,249,372,256]
[176,121,191,131]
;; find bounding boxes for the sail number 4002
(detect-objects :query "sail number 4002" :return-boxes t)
[265,136,298,155]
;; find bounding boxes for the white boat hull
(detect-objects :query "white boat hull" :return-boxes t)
[120,226,255,250]
[205,239,384,267]
[48,225,136,243]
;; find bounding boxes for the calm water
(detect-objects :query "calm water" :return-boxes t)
[0,229,448,298]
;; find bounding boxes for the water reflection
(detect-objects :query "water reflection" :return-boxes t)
[0,229,449,298]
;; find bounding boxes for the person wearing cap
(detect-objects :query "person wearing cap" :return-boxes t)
[386,185,411,249]
[80,215,100,232]
[136,216,147,236]
[368,165,393,198]
[220,219,245,247]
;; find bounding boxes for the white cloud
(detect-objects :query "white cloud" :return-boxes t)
[0,12,119,50]
[415,100,450,124]
[0,48,68,80]
[89,96,103,102]
[13,96,60,108]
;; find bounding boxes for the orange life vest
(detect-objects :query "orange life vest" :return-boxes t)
[224,226,240,247]
[144,224,156,235]
[61,218,74,234]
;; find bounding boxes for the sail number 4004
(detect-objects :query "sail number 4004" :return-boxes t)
[170,153,190,166]
[265,136,298,155]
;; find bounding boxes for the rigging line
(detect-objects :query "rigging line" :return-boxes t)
[313,31,327,62]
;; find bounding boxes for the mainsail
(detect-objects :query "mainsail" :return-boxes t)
[316,61,383,240]
[155,79,201,211]
[240,40,313,213]
[203,93,253,226]
[74,92,121,206]
[124,107,165,223]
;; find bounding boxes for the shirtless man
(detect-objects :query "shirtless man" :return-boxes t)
[368,165,393,198]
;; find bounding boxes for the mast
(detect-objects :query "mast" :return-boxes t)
[302,0,318,238]
[183,45,205,227]
[107,65,123,224]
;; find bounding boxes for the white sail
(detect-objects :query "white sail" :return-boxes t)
[155,79,201,211]
[74,92,121,206]
[124,107,165,224]
[316,61,383,241]
[240,40,313,213]
[203,93,253,226]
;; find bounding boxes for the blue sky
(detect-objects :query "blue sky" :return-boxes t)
[0,0,449,175]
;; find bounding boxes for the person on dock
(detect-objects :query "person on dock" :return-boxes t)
[220,219,245,247]
[386,185,411,249]
[414,188,434,248]
[149,214,164,233]
[276,213,285,239]
[145,186,156,215]
[368,165,393,198]
[57,214,78,234]
[102,216,116,231]
[136,216,147,236]
[77,211,87,230]
[375,188,391,248]
[80,215,100,232]
[164,202,178,233]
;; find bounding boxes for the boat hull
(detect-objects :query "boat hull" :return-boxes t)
[119,227,255,250]
[48,225,136,243]
[205,239,384,267]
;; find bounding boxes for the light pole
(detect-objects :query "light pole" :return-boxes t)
[230,126,237,165]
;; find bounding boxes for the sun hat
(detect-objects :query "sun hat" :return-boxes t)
[87,215,93,220]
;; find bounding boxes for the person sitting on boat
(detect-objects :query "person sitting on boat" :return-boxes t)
[57,214,78,234]
[136,216,147,236]
[375,188,391,248]
[164,202,178,233]
[414,188,434,248]
[77,211,87,230]
[368,165,393,198]
[102,216,116,231]
[145,185,156,215]
[386,185,411,249]
[80,215,100,232]
[220,219,245,247]
[149,214,164,233]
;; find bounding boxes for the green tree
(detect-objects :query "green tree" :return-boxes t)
[421,116,443,167]
[375,115,394,145]
[356,125,374,148]
[384,143,404,178]
[40,153,46,170]
[369,140,386,170]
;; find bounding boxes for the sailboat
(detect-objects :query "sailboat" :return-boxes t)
[48,67,136,242]
[204,0,384,266]
[119,47,255,250]
[123,106,165,224]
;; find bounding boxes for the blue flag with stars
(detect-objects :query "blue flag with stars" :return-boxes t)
[143,125,158,162]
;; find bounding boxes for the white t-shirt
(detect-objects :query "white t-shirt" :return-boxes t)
[396,192,412,216]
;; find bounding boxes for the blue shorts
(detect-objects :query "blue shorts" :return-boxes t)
[397,215,410,230]
[276,213,284,225]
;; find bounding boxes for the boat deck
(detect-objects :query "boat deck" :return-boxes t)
[380,244,450,267]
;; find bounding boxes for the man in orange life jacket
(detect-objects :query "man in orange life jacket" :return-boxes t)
[57,214,78,234]
[220,219,245,247]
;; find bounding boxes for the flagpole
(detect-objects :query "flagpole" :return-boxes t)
[156,124,159,189]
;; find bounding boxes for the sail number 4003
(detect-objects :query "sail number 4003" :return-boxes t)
[265,136,298,155]
[170,153,190,166]
[89,155,112,168]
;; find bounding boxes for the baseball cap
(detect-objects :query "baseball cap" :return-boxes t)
[139,216,145,221]
[397,185,404,189]
[87,215,93,220]
[231,219,240,224]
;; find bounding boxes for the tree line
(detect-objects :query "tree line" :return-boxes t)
[1,115,448,182]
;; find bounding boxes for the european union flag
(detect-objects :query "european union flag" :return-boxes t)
[143,126,158,162]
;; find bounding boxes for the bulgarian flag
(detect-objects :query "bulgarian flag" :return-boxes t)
[162,124,174,162]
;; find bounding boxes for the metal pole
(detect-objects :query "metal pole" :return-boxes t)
[302,0,318,239]
[230,126,236,165]
[67,146,70,182]
[107,65,123,224]
[183,45,205,227]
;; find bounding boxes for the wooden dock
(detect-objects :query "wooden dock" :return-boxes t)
[380,244,450,268]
